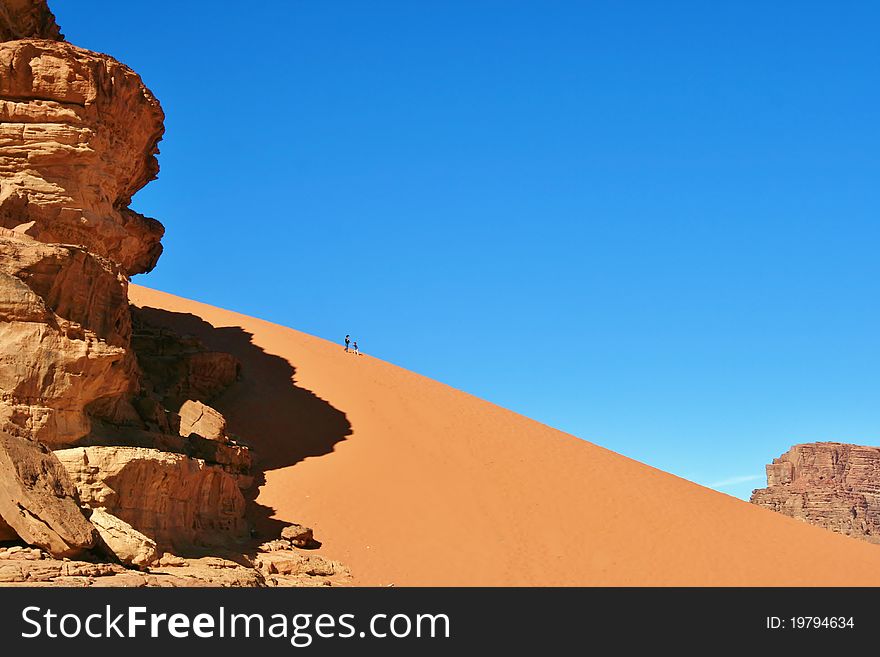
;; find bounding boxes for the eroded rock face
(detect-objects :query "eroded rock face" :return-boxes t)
[0,0,60,42]
[55,446,248,553]
[0,432,96,557]
[751,442,880,544]
[131,310,241,410]
[0,39,165,275]
[0,0,168,558]
[0,1,159,449]
[0,230,136,444]
[0,1,337,585]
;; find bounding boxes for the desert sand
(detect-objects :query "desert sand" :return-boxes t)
[130,283,880,586]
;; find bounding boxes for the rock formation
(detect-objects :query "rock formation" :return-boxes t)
[281,524,318,549]
[0,0,60,42]
[0,38,164,274]
[0,0,343,586]
[0,230,135,445]
[0,544,350,587]
[56,446,248,553]
[0,431,96,556]
[0,1,170,557]
[130,310,241,411]
[751,442,880,544]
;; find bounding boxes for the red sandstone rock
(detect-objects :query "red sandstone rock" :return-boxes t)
[751,442,880,544]
[89,508,159,568]
[0,432,96,556]
[55,445,248,553]
[0,1,338,587]
[0,230,136,444]
[255,551,345,578]
[0,544,350,587]
[280,523,317,548]
[0,0,60,42]
[0,39,164,275]
[178,400,227,442]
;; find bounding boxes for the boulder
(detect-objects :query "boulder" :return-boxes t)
[178,400,227,441]
[55,446,248,552]
[90,508,159,568]
[255,551,345,578]
[281,523,317,548]
[0,432,96,557]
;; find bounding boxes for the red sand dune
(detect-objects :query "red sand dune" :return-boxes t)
[130,284,880,586]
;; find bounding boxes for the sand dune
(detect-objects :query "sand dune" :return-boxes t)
[130,284,880,586]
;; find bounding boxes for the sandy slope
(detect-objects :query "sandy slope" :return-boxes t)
[130,284,880,586]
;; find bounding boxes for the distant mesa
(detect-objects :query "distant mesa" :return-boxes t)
[751,442,880,544]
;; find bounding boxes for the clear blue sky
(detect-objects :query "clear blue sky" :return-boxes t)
[54,1,879,500]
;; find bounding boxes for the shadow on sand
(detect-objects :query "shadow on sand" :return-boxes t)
[134,306,352,542]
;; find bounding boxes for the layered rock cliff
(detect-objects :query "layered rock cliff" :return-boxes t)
[751,442,880,544]
[0,0,346,586]
[0,38,165,274]
[56,446,249,554]
[0,0,59,42]
[0,230,135,445]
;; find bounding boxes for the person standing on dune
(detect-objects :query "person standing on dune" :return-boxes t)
[353,341,360,356]
[345,334,351,352]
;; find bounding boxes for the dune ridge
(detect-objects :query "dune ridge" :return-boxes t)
[130,283,880,586]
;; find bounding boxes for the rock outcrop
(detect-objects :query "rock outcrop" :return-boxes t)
[55,446,248,553]
[751,442,880,544]
[0,545,350,587]
[0,0,345,586]
[0,0,60,42]
[0,0,168,561]
[0,0,161,450]
[130,310,241,410]
[0,39,165,274]
[0,230,135,445]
